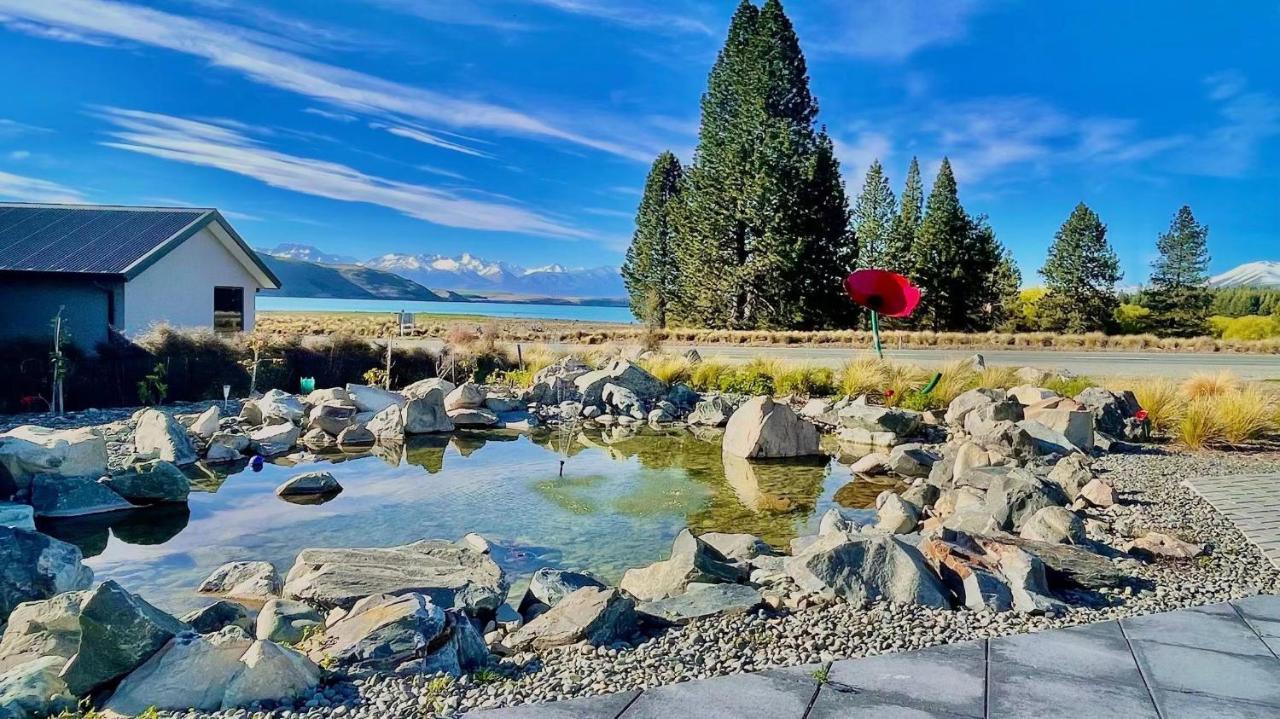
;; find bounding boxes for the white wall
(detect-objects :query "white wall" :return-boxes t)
[123,226,262,334]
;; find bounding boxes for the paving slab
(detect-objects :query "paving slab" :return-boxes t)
[1121,601,1273,656]
[820,640,986,719]
[986,661,1159,719]
[619,670,818,718]
[466,691,639,718]
[1184,473,1280,569]
[988,620,1142,684]
[806,688,977,719]
[1131,640,1280,707]
[1152,689,1280,719]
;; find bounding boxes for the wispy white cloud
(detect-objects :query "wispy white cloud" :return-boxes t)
[303,107,359,123]
[803,0,985,61]
[97,108,590,238]
[375,123,493,159]
[416,164,468,181]
[833,130,893,186]
[524,0,713,36]
[1176,72,1280,178]
[0,170,87,203]
[0,118,53,138]
[0,0,651,160]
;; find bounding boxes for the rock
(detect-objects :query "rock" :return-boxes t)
[722,396,821,459]
[985,468,1070,531]
[336,424,375,448]
[849,452,889,474]
[404,390,456,434]
[837,426,901,449]
[698,532,773,561]
[900,481,939,512]
[457,532,492,554]
[180,601,253,635]
[920,535,1013,611]
[785,533,950,608]
[636,584,763,626]
[206,431,250,462]
[101,459,190,504]
[619,530,745,602]
[969,420,1037,461]
[0,656,74,719]
[304,593,485,676]
[799,398,838,426]
[961,399,1024,435]
[403,378,456,400]
[222,639,320,708]
[1019,506,1086,545]
[239,401,263,425]
[523,568,607,610]
[944,388,1005,426]
[2,425,107,479]
[1125,531,1206,559]
[276,471,342,498]
[344,384,405,414]
[60,580,188,696]
[134,409,198,465]
[875,491,919,533]
[0,591,86,673]
[976,540,1066,614]
[1047,454,1092,500]
[817,507,868,537]
[981,535,1128,590]
[1023,408,1094,452]
[307,402,358,436]
[249,423,301,457]
[365,404,405,439]
[1077,478,1118,508]
[256,389,305,423]
[506,587,636,650]
[1016,419,1083,457]
[306,387,350,404]
[283,539,508,613]
[838,404,923,437]
[0,436,62,498]
[103,626,253,715]
[255,598,322,644]
[29,475,132,517]
[448,407,500,428]
[1008,385,1060,405]
[1074,387,1141,439]
[198,561,282,601]
[602,383,643,415]
[0,528,93,622]
[444,383,487,411]
[301,427,337,451]
[574,360,666,407]
[0,502,34,531]
[688,396,738,427]
[886,443,938,478]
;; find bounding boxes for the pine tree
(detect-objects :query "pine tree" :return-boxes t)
[622,152,683,327]
[672,0,852,330]
[987,246,1023,331]
[909,159,968,330]
[1145,205,1211,337]
[886,156,923,275]
[852,159,896,270]
[1038,203,1122,333]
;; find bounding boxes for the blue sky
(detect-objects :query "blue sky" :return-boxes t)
[0,0,1276,282]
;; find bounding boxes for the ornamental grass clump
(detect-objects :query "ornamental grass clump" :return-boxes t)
[638,354,694,385]
[1177,397,1225,449]
[1214,387,1279,444]
[1128,378,1187,434]
[1182,370,1241,399]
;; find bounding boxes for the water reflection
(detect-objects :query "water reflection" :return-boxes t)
[76,426,883,614]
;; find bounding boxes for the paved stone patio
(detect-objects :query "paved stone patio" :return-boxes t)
[1184,472,1280,569]
[466,596,1280,718]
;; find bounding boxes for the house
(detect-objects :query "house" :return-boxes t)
[0,203,281,349]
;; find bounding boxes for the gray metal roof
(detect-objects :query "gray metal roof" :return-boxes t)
[0,203,280,287]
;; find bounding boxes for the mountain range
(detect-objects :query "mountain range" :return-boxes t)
[1209,261,1280,289]
[258,244,626,303]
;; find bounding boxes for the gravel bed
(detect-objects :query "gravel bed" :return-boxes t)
[144,448,1280,719]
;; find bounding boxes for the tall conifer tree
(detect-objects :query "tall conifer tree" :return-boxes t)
[622,151,683,327]
[1146,205,1211,337]
[852,160,897,270]
[1038,203,1122,333]
[887,156,923,275]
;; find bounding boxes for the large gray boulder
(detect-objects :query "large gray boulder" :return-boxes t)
[1023,408,1094,452]
[180,601,253,635]
[522,568,607,610]
[255,598,322,644]
[687,396,738,427]
[402,378,456,401]
[838,404,923,437]
[29,475,132,517]
[344,384,405,414]
[619,530,745,602]
[1019,506,1086,545]
[249,423,301,457]
[283,539,508,613]
[886,443,938,478]
[275,471,342,498]
[222,639,321,709]
[698,532,773,562]
[635,584,763,626]
[0,528,93,620]
[506,587,636,650]
[447,407,500,428]
[0,656,75,719]
[189,405,221,440]
[444,382,486,411]
[875,491,920,534]
[1047,454,1092,500]
[944,388,1005,426]
[134,409,198,466]
[985,468,1070,531]
[0,436,62,498]
[60,580,189,696]
[574,360,666,407]
[307,402,357,436]
[198,561,282,601]
[2,426,107,479]
[101,459,190,504]
[1074,387,1142,439]
[206,431,249,463]
[302,593,485,676]
[785,533,950,608]
[722,396,821,459]
[255,389,305,424]
[365,404,405,440]
[0,591,87,673]
[403,389,455,434]
[0,503,35,531]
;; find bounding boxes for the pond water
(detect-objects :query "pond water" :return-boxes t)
[36,429,897,614]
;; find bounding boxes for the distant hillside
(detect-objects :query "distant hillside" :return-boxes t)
[263,243,358,265]
[360,251,625,299]
[258,253,450,301]
[1210,261,1280,289]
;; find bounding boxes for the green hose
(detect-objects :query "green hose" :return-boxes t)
[919,372,942,395]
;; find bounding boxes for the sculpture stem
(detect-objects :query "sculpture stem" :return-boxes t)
[870,310,883,360]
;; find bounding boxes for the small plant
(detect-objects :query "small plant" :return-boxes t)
[811,666,830,684]
[1043,374,1094,399]
[136,362,169,406]
[471,666,505,685]
[288,622,325,649]
[318,653,338,672]
[362,367,389,387]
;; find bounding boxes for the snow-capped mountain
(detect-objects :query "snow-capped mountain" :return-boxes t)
[337,249,625,299]
[263,243,358,266]
[1209,261,1280,288]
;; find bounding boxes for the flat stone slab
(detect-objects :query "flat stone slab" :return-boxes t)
[621,670,817,719]
[818,640,987,719]
[1183,473,1280,569]
[465,690,640,718]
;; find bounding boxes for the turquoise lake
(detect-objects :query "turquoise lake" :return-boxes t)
[258,296,636,323]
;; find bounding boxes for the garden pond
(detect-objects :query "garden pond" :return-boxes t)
[36,428,901,613]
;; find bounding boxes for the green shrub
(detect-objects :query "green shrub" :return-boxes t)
[1218,315,1280,341]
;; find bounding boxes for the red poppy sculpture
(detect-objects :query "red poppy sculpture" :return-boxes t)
[844,269,922,358]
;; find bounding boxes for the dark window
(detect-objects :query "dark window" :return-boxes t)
[214,286,244,334]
